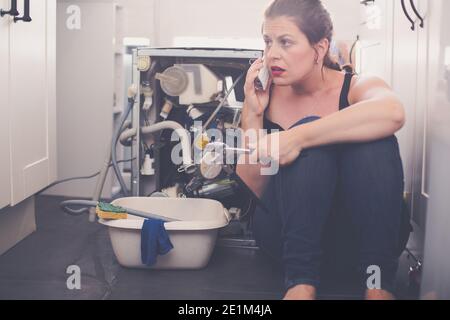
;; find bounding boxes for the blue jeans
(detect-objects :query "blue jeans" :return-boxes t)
[252,116,405,293]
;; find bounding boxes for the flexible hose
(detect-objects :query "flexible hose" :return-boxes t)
[119,127,137,146]
[91,118,135,221]
[141,121,192,166]
[59,85,138,220]
[111,98,134,197]
[89,146,112,222]
[60,200,180,222]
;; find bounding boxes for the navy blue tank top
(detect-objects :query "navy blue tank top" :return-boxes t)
[263,72,354,132]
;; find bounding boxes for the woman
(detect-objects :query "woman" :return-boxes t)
[236,0,406,300]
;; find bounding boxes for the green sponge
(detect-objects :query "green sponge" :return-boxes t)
[96,202,127,220]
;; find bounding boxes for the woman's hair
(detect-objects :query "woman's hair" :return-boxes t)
[263,0,342,72]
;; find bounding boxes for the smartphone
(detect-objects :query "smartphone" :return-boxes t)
[254,65,270,92]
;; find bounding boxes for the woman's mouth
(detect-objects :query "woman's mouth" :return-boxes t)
[271,67,285,77]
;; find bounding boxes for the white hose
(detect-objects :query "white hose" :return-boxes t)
[141,121,192,166]
[119,128,137,146]
[118,121,193,166]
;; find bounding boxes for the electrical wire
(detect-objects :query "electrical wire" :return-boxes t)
[349,35,359,66]
[238,198,253,221]
[37,158,136,195]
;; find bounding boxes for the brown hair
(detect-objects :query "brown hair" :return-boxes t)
[263,0,342,72]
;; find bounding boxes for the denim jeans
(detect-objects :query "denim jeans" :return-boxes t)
[251,116,405,293]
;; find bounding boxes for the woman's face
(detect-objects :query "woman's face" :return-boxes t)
[262,16,318,86]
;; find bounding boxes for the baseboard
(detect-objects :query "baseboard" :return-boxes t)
[0,197,36,256]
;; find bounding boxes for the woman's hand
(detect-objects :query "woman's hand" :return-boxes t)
[248,128,303,168]
[243,58,272,117]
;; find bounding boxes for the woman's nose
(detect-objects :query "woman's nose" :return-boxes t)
[265,45,280,62]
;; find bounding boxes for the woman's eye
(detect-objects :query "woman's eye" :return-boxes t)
[281,40,291,47]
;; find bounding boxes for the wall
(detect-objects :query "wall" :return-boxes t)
[115,0,155,41]
[116,0,360,47]
[322,0,361,41]
[43,0,115,198]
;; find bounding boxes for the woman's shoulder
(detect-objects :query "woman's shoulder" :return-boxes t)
[348,74,392,105]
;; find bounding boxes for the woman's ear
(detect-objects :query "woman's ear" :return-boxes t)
[314,38,330,64]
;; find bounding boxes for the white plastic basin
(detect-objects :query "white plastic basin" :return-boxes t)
[98,197,230,269]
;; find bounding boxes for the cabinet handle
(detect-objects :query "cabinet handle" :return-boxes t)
[13,0,31,23]
[409,0,424,28]
[0,0,19,17]
[401,0,415,31]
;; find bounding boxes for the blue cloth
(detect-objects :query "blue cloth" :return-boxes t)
[141,219,174,266]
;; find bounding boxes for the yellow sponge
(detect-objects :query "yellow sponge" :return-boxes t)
[96,202,128,220]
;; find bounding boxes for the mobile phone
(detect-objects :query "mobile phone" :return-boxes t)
[254,65,270,91]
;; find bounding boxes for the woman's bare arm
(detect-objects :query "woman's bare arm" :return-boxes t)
[235,58,273,199]
[235,110,271,199]
[291,76,405,149]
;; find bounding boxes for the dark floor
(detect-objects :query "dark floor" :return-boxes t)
[0,195,418,300]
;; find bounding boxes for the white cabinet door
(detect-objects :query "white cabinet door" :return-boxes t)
[391,0,421,201]
[358,0,419,200]
[421,0,450,299]
[411,0,429,233]
[356,0,394,84]
[0,0,11,209]
[9,0,56,205]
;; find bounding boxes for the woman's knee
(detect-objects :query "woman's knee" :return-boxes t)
[281,145,339,184]
[340,136,403,174]
[339,136,404,192]
[284,115,338,178]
